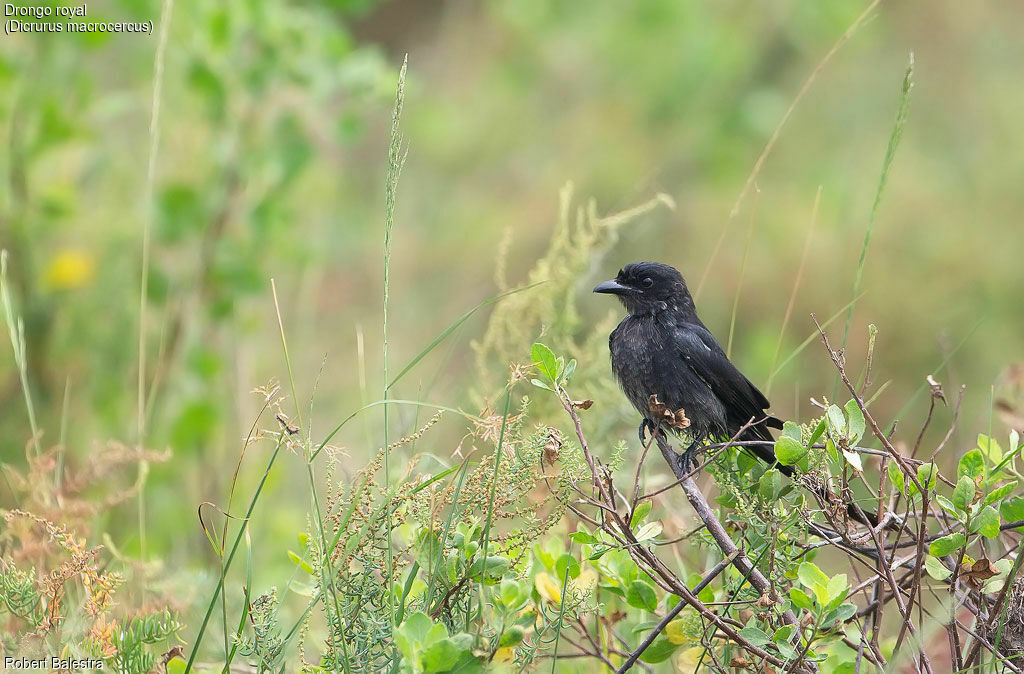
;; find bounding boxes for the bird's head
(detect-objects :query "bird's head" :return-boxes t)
[593,261,694,315]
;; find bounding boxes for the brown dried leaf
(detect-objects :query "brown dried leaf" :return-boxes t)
[161,645,185,671]
[730,657,753,669]
[543,428,562,466]
[926,374,946,404]
[647,395,691,430]
[965,558,1000,581]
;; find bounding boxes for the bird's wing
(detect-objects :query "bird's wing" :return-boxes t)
[673,322,780,433]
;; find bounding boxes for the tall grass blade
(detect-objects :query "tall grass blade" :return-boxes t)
[837,53,915,392]
[387,282,544,391]
[184,437,284,673]
[382,54,408,642]
[0,250,40,456]
[272,278,350,671]
[135,0,175,558]
[769,292,866,380]
[696,0,883,300]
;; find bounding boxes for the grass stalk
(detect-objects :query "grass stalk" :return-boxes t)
[382,55,408,637]
[837,53,915,395]
[475,383,513,639]
[0,250,40,457]
[135,0,176,559]
[696,0,883,300]
[272,280,349,671]
[184,435,285,673]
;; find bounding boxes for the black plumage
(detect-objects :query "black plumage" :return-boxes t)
[595,261,880,527]
[594,261,783,471]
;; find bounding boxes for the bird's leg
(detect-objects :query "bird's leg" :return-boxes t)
[676,439,702,476]
[638,418,657,445]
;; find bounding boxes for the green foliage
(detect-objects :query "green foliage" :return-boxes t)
[237,588,285,671]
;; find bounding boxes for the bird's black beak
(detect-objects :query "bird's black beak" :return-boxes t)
[593,279,633,295]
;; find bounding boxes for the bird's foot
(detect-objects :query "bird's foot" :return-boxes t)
[638,419,658,445]
[675,440,702,477]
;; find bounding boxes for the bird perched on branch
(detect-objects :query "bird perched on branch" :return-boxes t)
[594,261,782,472]
[594,261,880,527]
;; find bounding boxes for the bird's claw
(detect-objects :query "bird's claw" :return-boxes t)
[638,419,657,445]
[676,440,701,477]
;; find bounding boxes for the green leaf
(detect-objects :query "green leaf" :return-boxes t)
[806,418,827,449]
[797,562,830,591]
[498,625,525,647]
[570,531,599,545]
[844,399,866,443]
[773,625,796,643]
[561,358,577,384]
[781,421,803,443]
[822,602,857,629]
[935,495,959,518]
[397,612,435,650]
[984,481,1017,506]
[971,505,1001,538]
[789,587,813,610]
[929,533,966,557]
[825,574,849,604]
[287,550,313,574]
[499,579,525,609]
[637,637,678,664]
[924,555,952,581]
[916,463,938,493]
[529,378,553,391]
[978,434,1004,464]
[631,501,653,528]
[826,405,847,438]
[777,641,798,660]
[556,553,580,581]
[959,449,985,479]
[530,343,558,382]
[758,468,786,500]
[1000,497,1024,527]
[775,436,808,467]
[952,476,976,511]
[626,580,659,612]
[467,556,509,582]
[635,521,663,542]
[737,625,772,648]
[421,638,466,672]
[888,461,905,493]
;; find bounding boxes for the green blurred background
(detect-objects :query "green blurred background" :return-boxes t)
[2,0,1022,601]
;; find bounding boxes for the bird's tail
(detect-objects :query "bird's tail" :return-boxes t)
[737,419,884,529]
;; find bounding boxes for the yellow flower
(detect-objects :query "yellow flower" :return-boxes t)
[44,249,95,290]
[534,572,562,605]
[493,646,515,664]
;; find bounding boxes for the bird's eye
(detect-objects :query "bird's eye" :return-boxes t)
[641,277,654,288]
